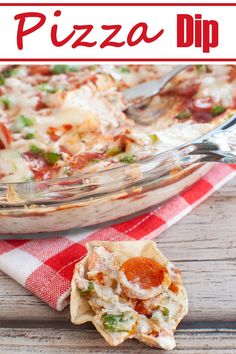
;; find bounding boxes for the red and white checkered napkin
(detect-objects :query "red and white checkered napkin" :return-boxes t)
[0,163,235,311]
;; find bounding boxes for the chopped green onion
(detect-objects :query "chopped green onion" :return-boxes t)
[106,146,122,156]
[30,144,43,155]
[14,115,35,132]
[119,154,136,164]
[149,133,160,144]
[24,132,35,140]
[0,75,5,85]
[44,151,61,164]
[38,83,57,94]
[0,95,10,109]
[211,105,226,117]
[162,307,169,319]
[80,281,94,296]
[176,109,192,120]
[102,313,129,332]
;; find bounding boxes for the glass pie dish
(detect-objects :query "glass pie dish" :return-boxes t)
[1,64,236,235]
[0,148,212,235]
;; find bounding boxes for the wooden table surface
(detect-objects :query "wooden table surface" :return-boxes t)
[0,178,236,353]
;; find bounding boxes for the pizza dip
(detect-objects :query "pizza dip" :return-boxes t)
[0,64,235,183]
[70,241,188,350]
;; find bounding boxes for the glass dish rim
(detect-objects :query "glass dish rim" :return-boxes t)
[0,141,203,210]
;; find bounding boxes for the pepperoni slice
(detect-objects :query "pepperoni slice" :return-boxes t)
[190,96,213,112]
[228,66,236,82]
[172,80,200,98]
[120,257,165,289]
[63,124,73,131]
[0,122,12,149]
[23,152,60,180]
[168,282,179,294]
[191,111,213,123]
[47,127,60,142]
[71,152,104,170]
[34,93,48,111]
[134,300,151,316]
[28,65,52,76]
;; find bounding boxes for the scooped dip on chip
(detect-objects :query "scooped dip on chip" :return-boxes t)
[70,241,188,350]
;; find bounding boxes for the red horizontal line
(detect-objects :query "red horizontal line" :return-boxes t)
[0,3,235,6]
[0,59,236,62]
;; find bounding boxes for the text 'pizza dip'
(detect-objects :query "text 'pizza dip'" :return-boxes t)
[0,64,235,182]
[70,241,188,350]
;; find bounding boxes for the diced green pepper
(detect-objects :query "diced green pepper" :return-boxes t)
[0,95,10,109]
[63,167,72,176]
[52,65,78,74]
[106,146,122,156]
[119,154,136,164]
[162,307,169,319]
[24,132,35,140]
[118,66,130,74]
[195,65,207,73]
[149,133,160,143]
[2,68,19,78]
[52,65,68,74]
[80,281,94,296]
[29,144,61,164]
[68,66,78,72]
[14,115,35,132]
[29,144,43,155]
[102,313,129,332]
[176,109,192,120]
[211,105,226,117]
[38,83,57,94]
[0,75,5,85]
[44,151,61,164]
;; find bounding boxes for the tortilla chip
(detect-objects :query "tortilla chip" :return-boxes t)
[70,240,188,349]
[70,255,94,324]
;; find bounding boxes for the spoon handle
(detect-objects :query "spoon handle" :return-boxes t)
[179,114,236,164]
[123,65,189,104]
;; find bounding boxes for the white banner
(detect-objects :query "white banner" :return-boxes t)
[0,3,234,62]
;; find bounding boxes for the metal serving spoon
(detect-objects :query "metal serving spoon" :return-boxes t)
[181,113,236,163]
[123,65,188,123]
[154,113,236,167]
[122,65,236,163]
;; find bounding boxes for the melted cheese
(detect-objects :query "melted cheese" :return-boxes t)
[0,64,234,182]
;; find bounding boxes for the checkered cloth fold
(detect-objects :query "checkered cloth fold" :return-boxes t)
[0,163,235,311]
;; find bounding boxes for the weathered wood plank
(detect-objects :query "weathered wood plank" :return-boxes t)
[0,179,235,352]
[0,259,235,321]
[0,327,236,353]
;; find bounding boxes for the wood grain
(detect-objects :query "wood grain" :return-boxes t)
[0,328,236,353]
[0,178,235,352]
